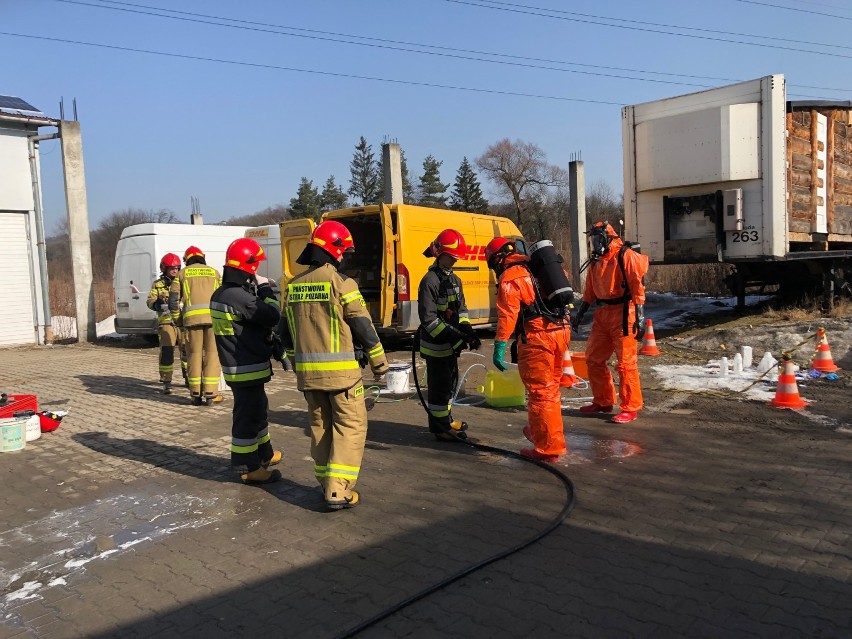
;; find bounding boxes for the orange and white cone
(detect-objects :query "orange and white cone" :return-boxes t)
[811,327,839,373]
[559,350,580,388]
[769,359,808,409]
[639,319,660,356]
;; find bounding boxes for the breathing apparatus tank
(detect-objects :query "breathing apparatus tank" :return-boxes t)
[528,240,574,319]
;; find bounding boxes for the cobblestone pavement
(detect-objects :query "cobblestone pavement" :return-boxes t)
[0,338,850,638]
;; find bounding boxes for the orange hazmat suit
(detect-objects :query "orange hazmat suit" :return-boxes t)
[580,224,648,415]
[495,254,571,457]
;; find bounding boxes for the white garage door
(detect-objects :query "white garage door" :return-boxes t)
[0,212,36,346]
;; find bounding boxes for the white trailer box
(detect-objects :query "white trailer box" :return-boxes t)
[113,223,248,336]
[622,74,852,302]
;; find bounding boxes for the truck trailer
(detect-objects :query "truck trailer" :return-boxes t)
[622,74,851,306]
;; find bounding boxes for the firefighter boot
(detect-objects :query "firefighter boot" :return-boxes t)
[162,382,172,395]
[262,450,283,468]
[191,394,204,406]
[520,447,560,463]
[205,394,224,406]
[434,421,468,442]
[327,490,360,511]
[579,403,613,414]
[240,468,281,485]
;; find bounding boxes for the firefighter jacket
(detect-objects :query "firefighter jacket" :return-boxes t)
[147,275,175,326]
[169,259,222,327]
[278,263,388,392]
[210,268,281,387]
[417,263,470,358]
[494,254,557,343]
[581,236,647,307]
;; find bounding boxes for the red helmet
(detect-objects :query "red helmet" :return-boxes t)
[485,237,513,262]
[311,220,354,261]
[485,237,516,271]
[427,229,467,260]
[183,245,205,262]
[160,253,181,270]
[225,238,266,275]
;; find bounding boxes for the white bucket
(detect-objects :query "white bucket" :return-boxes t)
[385,364,411,394]
[0,417,27,453]
[25,414,41,442]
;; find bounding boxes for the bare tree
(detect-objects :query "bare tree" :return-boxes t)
[476,139,567,229]
[585,180,623,227]
[223,205,290,227]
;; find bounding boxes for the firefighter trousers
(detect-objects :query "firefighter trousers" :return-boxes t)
[424,355,458,433]
[304,383,367,503]
[518,324,570,456]
[230,384,273,471]
[586,304,643,413]
[157,324,180,383]
[185,325,221,398]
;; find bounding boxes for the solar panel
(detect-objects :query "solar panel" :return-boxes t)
[0,95,40,112]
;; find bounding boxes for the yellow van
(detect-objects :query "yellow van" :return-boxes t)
[279,203,524,334]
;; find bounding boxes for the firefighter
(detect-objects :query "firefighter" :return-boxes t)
[146,253,182,395]
[571,222,648,424]
[417,229,481,442]
[486,237,571,462]
[169,245,224,406]
[210,238,283,485]
[277,220,388,510]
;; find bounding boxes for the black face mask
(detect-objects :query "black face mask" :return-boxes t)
[590,229,611,259]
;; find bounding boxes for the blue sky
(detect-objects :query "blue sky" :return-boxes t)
[2,0,850,233]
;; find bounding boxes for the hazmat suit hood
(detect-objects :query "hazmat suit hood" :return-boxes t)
[590,223,623,261]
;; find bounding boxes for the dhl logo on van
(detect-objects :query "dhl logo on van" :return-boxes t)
[460,245,487,261]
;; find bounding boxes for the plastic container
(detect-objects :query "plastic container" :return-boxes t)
[39,411,62,433]
[571,352,589,379]
[0,417,27,452]
[385,364,411,394]
[480,370,526,408]
[21,412,41,442]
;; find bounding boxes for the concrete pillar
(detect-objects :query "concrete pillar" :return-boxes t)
[569,160,588,294]
[59,121,96,343]
[382,142,403,204]
[191,212,204,225]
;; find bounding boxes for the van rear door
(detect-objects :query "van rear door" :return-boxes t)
[113,238,157,334]
[378,203,397,327]
[279,219,315,284]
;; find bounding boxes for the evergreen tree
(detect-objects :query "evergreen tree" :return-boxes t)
[348,136,380,205]
[400,149,415,204]
[416,155,449,209]
[449,157,490,213]
[319,175,348,213]
[289,177,319,219]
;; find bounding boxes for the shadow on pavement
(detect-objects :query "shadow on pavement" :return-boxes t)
[72,431,321,511]
[84,505,852,639]
[77,374,190,403]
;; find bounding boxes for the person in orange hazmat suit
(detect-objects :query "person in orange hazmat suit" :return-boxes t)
[486,237,571,462]
[571,222,649,424]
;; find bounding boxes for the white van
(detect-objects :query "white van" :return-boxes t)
[244,225,283,284]
[113,223,249,336]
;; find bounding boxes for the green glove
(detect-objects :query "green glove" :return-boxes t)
[493,340,508,371]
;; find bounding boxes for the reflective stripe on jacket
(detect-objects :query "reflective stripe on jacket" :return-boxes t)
[417,264,469,358]
[210,281,280,387]
[279,263,387,391]
[169,265,222,327]
[147,276,174,326]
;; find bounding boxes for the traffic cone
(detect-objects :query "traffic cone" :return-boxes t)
[639,319,660,356]
[811,327,839,373]
[559,350,580,387]
[769,359,808,409]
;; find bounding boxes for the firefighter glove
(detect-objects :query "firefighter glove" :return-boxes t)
[468,334,482,351]
[493,340,508,372]
[354,347,369,369]
[571,301,591,332]
[633,304,646,340]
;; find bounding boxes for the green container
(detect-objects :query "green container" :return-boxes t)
[0,417,27,452]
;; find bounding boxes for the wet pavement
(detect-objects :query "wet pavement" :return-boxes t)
[0,338,850,638]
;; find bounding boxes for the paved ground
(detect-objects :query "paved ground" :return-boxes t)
[0,328,850,638]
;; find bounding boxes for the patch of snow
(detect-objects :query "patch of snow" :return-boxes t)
[651,361,782,403]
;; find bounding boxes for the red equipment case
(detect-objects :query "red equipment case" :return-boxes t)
[0,394,38,419]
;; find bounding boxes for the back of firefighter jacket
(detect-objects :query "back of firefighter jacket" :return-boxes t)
[417,265,470,358]
[169,265,222,327]
[280,263,387,392]
[210,280,280,387]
